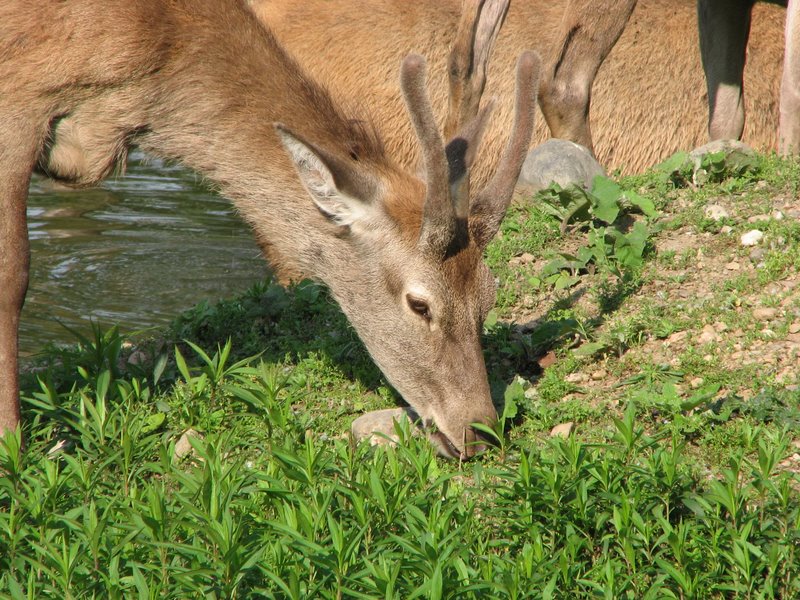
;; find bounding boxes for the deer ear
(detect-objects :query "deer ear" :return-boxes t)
[275,123,375,227]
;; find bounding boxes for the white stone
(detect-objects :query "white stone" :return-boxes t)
[740,230,764,246]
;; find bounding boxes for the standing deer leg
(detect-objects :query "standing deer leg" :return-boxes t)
[0,129,36,439]
[538,0,637,154]
[780,0,800,153]
[698,0,754,141]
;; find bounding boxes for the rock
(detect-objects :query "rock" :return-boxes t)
[704,204,730,221]
[127,349,148,366]
[666,331,688,345]
[565,372,588,384]
[749,248,766,264]
[550,422,576,438]
[714,321,728,332]
[773,210,785,221]
[725,261,741,271]
[690,377,705,389]
[741,230,764,246]
[519,139,605,192]
[350,408,419,447]
[536,351,557,369]
[689,139,756,176]
[789,322,800,334]
[697,325,718,344]
[753,307,778,321]
[720,225,734,234]
[591,369,607,381]
[747,214,771,223]
[173,428,202,462]
[351,408,480,460]
[509,252,535,267]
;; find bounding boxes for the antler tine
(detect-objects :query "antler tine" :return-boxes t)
[401,54,454,256]
[470,50,541,249]
[444,0,510,141]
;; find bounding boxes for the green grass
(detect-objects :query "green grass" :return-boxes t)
[4,149,800,598]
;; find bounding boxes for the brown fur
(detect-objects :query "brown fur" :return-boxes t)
[0,0,537,456]
[252,0,784,177]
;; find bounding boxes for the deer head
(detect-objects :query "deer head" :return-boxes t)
[273,0,539,459]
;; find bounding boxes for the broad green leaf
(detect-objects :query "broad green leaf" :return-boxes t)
[572,342,607,357]
[591,177,621,224]
[625,190,658,218]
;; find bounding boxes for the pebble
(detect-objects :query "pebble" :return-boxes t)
[565,372,588,384]
[509,252,535,266]
[747,214,770,223]
[591,369,607,381]
[725,261,741,271]
[351,408,417,447]
[790,322,800,334]
[720,225,734,234]
[173,429,202,462]
[697,325,718,344]
[753,307,778,321]
[749,248,766,263]
[667,331,687,345]
[550,422,576,438]
[740,230,764,246]
[704,204,729,221]
[690,377,705,389]
[537,351,557,369]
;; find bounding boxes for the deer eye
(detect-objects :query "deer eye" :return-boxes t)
[406,294,432,322]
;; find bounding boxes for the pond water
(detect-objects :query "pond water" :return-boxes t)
[21,152,268,356]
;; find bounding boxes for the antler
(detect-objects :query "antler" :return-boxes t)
[470,50,540,249]
[444,0,510,141]
[401,0,534,257]
[401,54,454,257]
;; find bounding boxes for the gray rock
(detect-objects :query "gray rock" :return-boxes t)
[688,140,756,185]
[519,139,604,193]
[749,247,766,263]
[689,139,755,165]
[351,408,478,460]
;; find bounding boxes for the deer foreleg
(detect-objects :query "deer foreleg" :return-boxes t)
[0,128,35,439]
[780,0,800,153]
[698,0,754,142]
[538,0,637,154]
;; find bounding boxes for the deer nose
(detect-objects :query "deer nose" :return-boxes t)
[459,425,495,460]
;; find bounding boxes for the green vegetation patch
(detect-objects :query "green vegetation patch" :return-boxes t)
[5,149,800,598]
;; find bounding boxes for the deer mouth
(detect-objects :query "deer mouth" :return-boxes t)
[430,430,463,459]
[429,429,489,461]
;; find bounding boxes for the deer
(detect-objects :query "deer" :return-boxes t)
[251,0,786,176]
[0,0,540,460]
[695,0,799,154]
[541,0,800,155]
